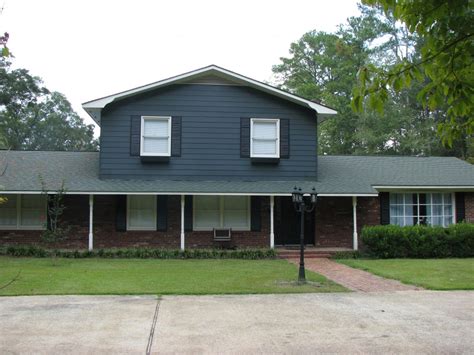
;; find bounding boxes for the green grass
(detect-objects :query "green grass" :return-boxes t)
[338,258,474,290]
[0,257,346,296]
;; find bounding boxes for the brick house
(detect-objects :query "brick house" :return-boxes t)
[1,65,473,250]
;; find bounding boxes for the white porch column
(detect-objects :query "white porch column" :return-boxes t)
[352,196,358,250]
[88,194,94,251]
[180,195,185,251]
[270,196,275,248]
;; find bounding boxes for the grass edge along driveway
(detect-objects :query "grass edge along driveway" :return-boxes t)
[337,258,474,290]
[0,257,347,296]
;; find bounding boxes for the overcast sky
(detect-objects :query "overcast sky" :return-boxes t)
[2,0,360,132]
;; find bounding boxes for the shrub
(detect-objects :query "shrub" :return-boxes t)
[330,250,362,259]
[361,223,474,258]
[0,246,277,260]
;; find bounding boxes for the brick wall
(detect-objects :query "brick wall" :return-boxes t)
[314,196,380,248]
[0,195,270,249]
[465,192,474,223]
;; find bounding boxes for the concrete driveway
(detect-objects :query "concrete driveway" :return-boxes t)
[1,292,473,354]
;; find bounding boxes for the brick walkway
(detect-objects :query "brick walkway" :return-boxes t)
[288,258,421,292]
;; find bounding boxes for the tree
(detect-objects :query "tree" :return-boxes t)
[0,60,98,151]
[273,6,414,154]
[353,0,474,147]
[272,4,471,159]
[273,30,363,154]
[0,32,10,58]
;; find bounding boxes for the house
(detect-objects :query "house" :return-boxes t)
[0,65,473,251]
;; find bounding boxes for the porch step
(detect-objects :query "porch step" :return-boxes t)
[277,250,336,259]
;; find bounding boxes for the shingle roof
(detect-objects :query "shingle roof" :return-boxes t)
[0,151,473,195]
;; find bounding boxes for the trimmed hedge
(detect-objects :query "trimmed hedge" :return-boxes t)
[330,250,362,259]
[0,245,277,259]
[362,223,474,258]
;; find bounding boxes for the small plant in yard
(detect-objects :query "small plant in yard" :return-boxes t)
[40,179,70,263]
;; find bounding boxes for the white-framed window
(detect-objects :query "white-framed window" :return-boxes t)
[250,118,280,158]
[0,194,47,230]
[127,195,157,231]
[140,116,172,156]
[389,192,455,227]
[193,196,250,231]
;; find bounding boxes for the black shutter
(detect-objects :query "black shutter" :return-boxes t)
[240,118,250,158]
[171,116,182,157]
[116,195,127,231]
[251,196,262,231]
[280,118,290,159]
[184,195,193,231]
[156,195,168,231]
[455,192,465,222]
[130,115,141,156]
[379,192,390,225]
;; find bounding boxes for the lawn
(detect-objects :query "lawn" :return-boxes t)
[338,258,474,290]
[0,257,346,296]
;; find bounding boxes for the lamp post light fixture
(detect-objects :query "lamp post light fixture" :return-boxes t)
[292,186,317,283]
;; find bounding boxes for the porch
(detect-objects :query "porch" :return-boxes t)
[0,193,375,251]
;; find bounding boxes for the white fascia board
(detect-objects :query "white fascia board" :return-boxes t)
[373,185,474,191]
[82,65,337,126]
[318,193,379,197]
[0,191,293,196]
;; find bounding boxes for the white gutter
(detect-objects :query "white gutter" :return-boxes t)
[373,185,474,191]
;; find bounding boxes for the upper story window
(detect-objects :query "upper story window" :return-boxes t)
[250,118,280,158]
[389,193,454,227]
[140,116,171,156]
[0,194,46,230]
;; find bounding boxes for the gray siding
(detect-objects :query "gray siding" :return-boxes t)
[100,84,317,181]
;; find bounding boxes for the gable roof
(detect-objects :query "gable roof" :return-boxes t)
[1,151,473,195]
[82,65,337,126]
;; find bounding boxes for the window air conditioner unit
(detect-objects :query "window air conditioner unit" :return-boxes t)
[213,228,232,242]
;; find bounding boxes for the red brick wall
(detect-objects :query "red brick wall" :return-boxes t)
[465,192,474,223]
[314,196,380,248]
[0,195,270,249]
[315,197,352,248]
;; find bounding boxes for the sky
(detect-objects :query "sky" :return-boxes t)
[1,0,361,133]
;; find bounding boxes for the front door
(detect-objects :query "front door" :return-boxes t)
[275,197,314,246]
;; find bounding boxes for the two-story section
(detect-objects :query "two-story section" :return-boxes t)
[81,65,336,249]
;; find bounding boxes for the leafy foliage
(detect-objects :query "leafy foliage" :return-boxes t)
[353,0,474,147]
[361,223,474,258]
[40,181,70,247]
[0,245,278,259]
[273,4,472,159]
[0,59,98,151]
[0,32,10,58]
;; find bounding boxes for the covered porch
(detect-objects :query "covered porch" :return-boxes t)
[0,192,372,252]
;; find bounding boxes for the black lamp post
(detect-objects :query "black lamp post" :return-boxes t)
[292,187,317,283]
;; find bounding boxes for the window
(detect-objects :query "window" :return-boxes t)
[127,195,157,230]
[389,193,454,227]
[140,116,171,156]
[0,194,46,230]
[193,196,250,230]
[251,118,279,158]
